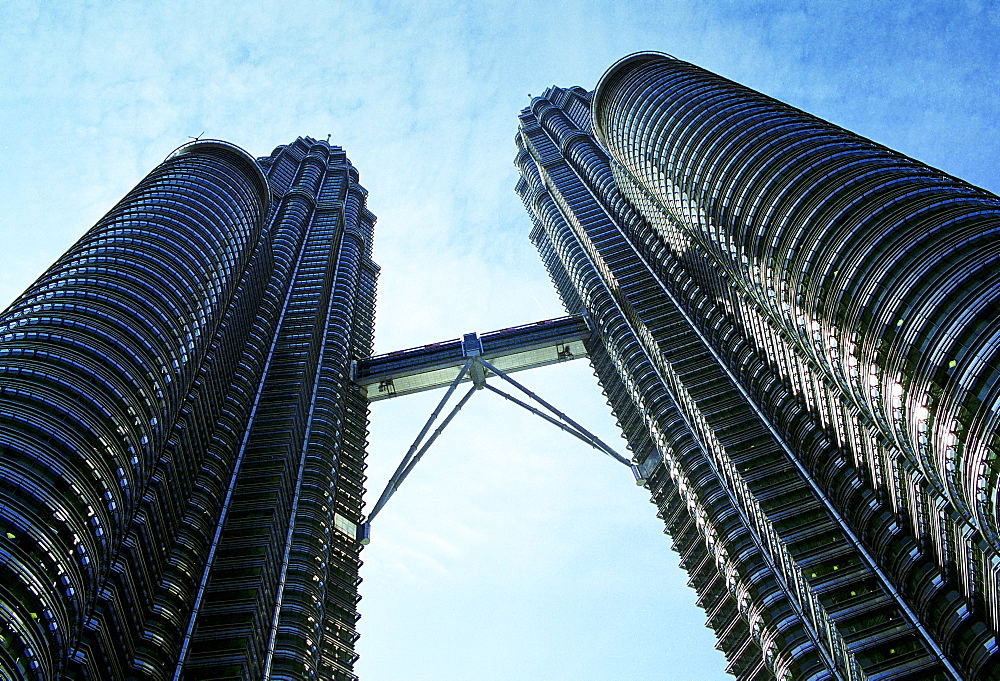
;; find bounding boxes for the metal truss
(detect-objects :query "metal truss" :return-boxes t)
[360,335,645,544]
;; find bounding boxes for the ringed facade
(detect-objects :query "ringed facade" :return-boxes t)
[516,53,1000,680]
[0,137,376,681]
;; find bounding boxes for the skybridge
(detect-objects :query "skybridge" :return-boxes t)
[353,314,593,401]
[353,314,646,544]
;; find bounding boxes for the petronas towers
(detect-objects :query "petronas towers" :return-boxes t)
[2,53,999,680]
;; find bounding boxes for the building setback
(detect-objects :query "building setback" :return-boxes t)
[4,52,1000,681]
[0,137,376,680]
[515,53,1000,680]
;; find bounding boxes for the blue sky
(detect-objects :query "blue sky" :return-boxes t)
[2,1,999,679]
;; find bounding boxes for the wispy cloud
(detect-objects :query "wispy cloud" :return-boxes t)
[2,1,998,679]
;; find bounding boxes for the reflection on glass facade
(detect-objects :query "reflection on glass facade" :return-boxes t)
[0,137,377,680]
[516,54,1000,680]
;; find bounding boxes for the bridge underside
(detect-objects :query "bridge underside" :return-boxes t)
[354,314,592,400]
[354,313,641,539]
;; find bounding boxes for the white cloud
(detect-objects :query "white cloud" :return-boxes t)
[2,1,998,679]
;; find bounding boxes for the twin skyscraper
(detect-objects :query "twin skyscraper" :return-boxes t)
[2,53,998,680]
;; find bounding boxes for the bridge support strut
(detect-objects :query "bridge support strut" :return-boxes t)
[360,338,643,544]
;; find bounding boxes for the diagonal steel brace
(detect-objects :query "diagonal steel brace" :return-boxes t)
[366,359,473,525]
[481,383,626,464]
[478,358,632,466]
[361,355,647,545]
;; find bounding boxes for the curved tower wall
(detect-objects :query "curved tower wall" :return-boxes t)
[0,142,268,680]
[592,53,1000,555]
[0,137,376,681]
[517,78,1000,679]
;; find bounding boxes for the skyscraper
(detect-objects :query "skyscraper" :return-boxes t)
[516,53,1000,680]
[0,137,376,680]
[5,53,999,681]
